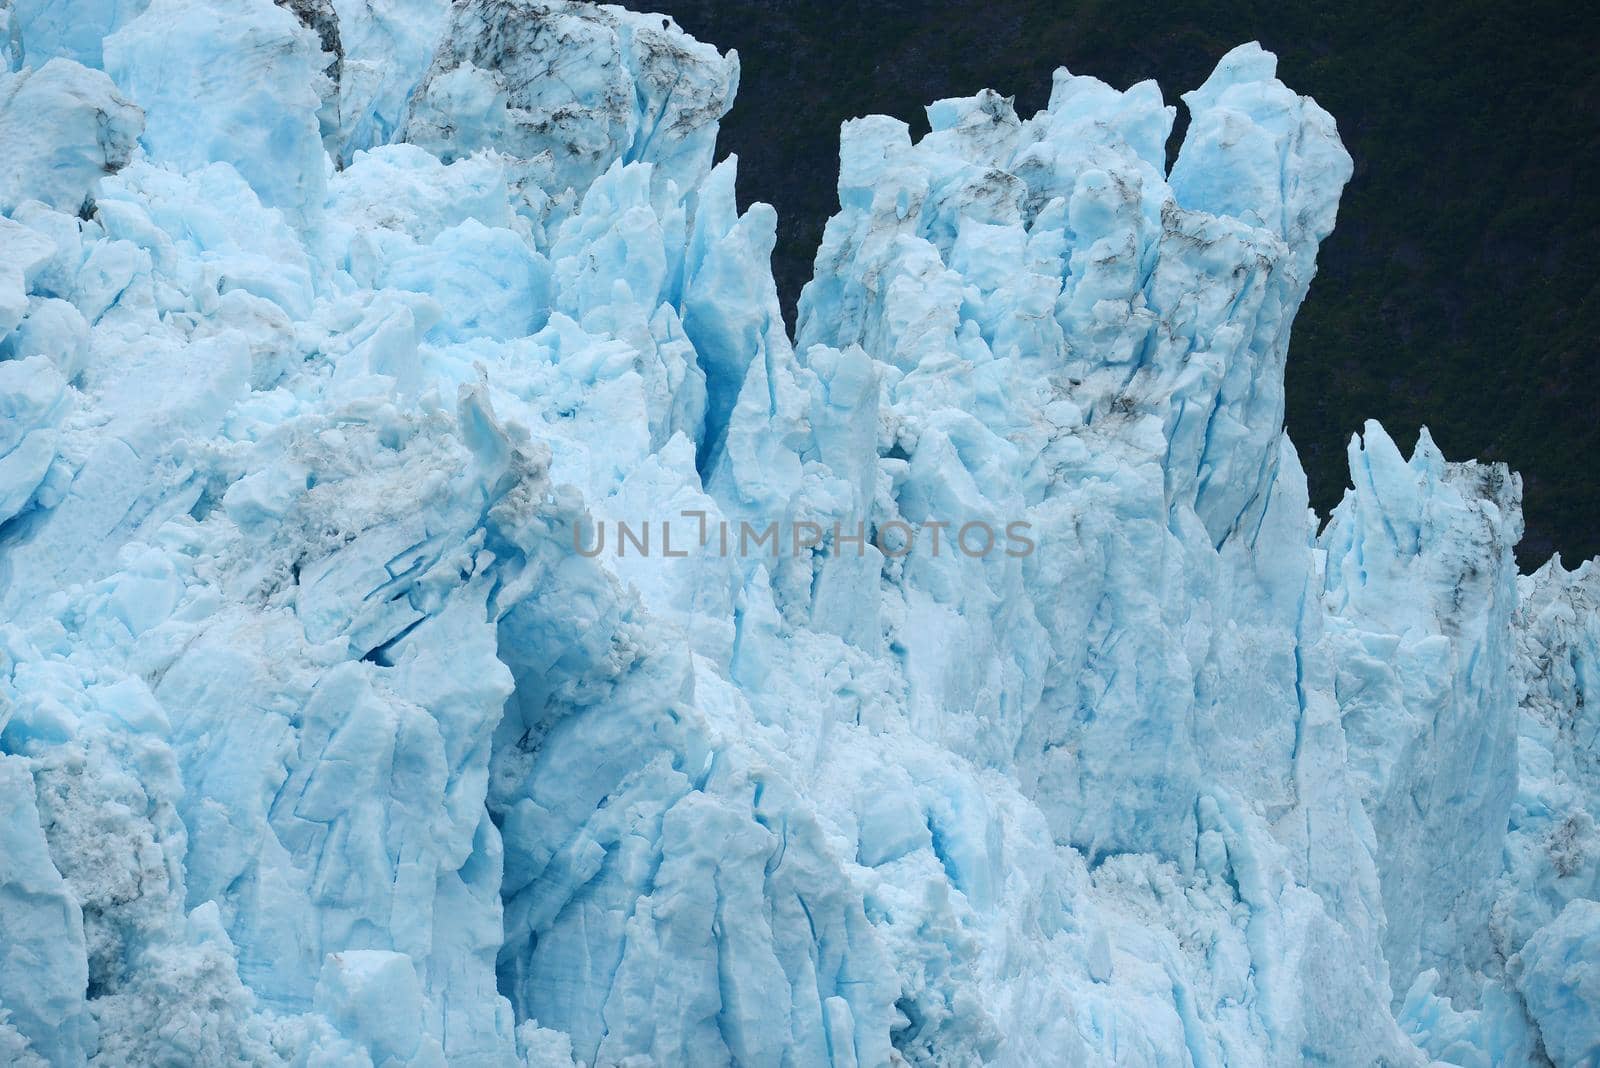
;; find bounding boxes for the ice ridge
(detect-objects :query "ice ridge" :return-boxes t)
[0,1,1597,1065]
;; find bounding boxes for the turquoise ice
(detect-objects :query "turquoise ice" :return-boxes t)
[0,1,1596,1064]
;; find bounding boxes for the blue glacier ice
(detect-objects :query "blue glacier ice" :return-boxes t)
[1,1,1597,1064]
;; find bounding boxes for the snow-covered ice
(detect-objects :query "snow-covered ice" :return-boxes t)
[0,1,1596,1064]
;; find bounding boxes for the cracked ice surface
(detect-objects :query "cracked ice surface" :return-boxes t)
[0,1,1597,1064]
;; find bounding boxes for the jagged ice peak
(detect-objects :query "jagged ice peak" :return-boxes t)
[0,1,1597,1065]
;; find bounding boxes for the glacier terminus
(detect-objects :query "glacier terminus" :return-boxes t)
[0,0,1597,1064]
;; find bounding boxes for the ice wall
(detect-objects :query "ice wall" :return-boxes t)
[0,1,1596,1065]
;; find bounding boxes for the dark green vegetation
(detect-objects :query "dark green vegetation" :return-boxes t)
[646,0,1599,566]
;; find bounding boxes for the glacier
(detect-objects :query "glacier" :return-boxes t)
[0,0,1597,1064]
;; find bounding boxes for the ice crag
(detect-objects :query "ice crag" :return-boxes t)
[0,0,1596,1064]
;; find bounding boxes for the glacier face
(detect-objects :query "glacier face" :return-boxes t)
[0,0,1597,1064]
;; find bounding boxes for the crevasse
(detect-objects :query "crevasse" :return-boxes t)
[0,1,1595,1065]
